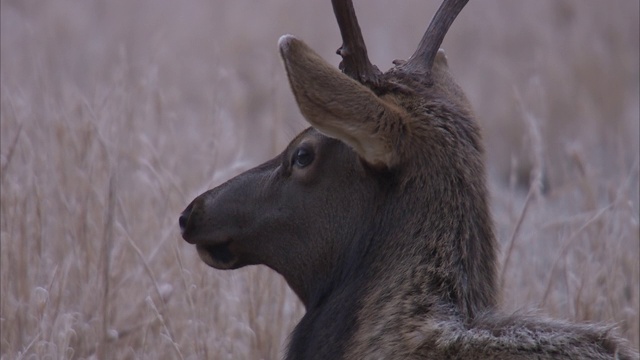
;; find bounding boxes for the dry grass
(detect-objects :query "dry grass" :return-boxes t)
[1,0,638,358]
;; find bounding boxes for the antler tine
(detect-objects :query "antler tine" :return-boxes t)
[403,0,469,73]
[331,0,381,87]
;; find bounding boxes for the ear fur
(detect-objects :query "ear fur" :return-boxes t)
[279,35,406,168]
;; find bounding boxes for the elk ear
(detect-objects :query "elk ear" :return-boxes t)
[279,35,405,169]
[431,49,474,117]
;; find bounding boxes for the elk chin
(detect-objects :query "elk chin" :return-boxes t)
[195,242,240,269]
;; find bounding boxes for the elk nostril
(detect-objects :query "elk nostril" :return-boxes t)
[179,210,191,235]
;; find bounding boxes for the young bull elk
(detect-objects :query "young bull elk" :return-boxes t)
[179,0,638,358]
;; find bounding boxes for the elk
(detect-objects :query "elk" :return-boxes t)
[179,0,638,358]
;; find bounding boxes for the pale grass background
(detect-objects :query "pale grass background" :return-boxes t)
[1,0,638,359]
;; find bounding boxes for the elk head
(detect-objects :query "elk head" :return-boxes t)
[180,0,496,321]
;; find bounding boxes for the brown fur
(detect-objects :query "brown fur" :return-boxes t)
[180,11,638,360]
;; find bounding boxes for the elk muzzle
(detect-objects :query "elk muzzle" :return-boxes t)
[179,188,246,269]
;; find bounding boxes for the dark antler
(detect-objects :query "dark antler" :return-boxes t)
[403,0,469,73]
[331,0,381,87]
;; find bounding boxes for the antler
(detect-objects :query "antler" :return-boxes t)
[331,0,381,87]
[403,0,469,73]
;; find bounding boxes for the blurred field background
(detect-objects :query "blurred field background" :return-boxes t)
[1,0,638,358]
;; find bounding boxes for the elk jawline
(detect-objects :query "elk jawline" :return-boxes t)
[196,241,238,269]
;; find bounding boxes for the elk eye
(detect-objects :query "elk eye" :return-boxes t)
[292,146,314,168]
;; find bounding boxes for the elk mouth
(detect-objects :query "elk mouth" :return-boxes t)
[195,241,239,269]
